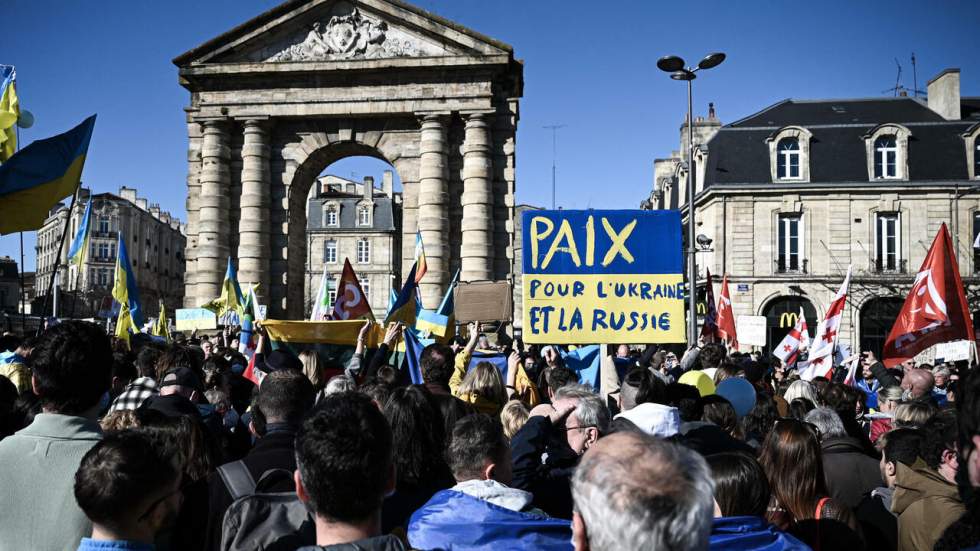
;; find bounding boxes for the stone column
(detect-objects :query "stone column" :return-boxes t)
[416,114,449,307]
[183,118,203,307]
[196,119,231,304]
[237,118,271,297]
[461,112,494,281]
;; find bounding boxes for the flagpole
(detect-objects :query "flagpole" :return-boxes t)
[38,184,81,328]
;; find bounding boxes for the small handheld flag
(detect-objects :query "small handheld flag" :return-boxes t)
[801,265,851,380]
[716,274,738,349]
[414,231,427,283]
[386,263,419,326]
[202,257,244,320]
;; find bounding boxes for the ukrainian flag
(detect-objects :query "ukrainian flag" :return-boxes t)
[202,257,244,320]
[0,115,96,235]
[66,199,93,266]
[414,231,427,283]
[416,268,459,338]
[0,65,18,162]
[112,231,143,330]
[385,263,418,326]
[153,300,171,343]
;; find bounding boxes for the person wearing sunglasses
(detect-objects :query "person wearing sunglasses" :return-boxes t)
[74,430,184,551]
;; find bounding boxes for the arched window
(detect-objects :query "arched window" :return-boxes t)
[777,138,801,179]
[762,296,818,358]
[356,239,371,264]
[324,240,337,264]
[874,135,898,179]
[859,298,905,359]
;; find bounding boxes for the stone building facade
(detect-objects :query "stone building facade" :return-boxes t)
[645,69,980,358]
[305,172,401,318]
[34,187,186,318]
[174,0,522,317]
[0,257,18,314]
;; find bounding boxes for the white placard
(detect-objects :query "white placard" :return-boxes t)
[934,340,972,362]
[737,315,767,347]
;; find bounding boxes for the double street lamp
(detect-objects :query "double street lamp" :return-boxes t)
[657,52,726,347]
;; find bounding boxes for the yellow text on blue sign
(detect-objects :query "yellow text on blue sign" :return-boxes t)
[521,210,685,344]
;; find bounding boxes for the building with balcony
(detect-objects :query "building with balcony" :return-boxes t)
[305,172,401,319]
[644,68,980,358]
[34,187,186,319]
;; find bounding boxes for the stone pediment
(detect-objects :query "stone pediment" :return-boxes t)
[175,0,512,66]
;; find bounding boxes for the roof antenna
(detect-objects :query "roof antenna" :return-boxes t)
[911,53,919,98]
[893,58,902,97]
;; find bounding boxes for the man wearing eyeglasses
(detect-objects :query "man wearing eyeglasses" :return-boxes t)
[74,430,184,551]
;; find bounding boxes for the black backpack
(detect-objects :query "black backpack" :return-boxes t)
[218,461,315,551]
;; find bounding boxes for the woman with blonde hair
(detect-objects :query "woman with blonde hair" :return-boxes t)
[782,380,820,406]
[500,399,530,440]
[454,361,507,415]
[298,349,324,390]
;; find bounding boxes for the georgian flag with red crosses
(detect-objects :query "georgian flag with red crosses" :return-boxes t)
[801,265,851,381]
[773,306,810,367]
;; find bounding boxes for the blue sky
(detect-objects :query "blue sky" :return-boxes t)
[3,0,979,271]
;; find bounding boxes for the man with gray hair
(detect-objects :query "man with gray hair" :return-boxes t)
[571,431,714,551]
[805,407,882,509]
[512,383,610,519]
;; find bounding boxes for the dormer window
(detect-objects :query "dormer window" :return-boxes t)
[777,138,801,180]
[766,127,812,183]
[357,205,371,227]
[864,124,911,181]
[324,205,338,227]
[964,124,980,180]
[874,136,898,179]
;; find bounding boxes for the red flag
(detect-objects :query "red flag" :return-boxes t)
[242,352,266,387]
[716,274,738,349]
[699,269,720,343]
[331,259,374,321]
[882,223,974,367]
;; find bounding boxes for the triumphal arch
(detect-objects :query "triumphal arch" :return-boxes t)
[174,0,523,317]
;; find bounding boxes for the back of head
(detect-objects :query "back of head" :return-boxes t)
[254,368,315,432]
[546,366,578,394]
[920,409,957,470]
[457,361,506,406]
[298,349,323,389]
[155,346,200,383]
[384,385,446,487]
[707,452,771,517]
[31,321,113,415]
[74,429,178,529]
[788,398,815,420]
[447,414,508,483]
[759,418,826,521]
[620,368,667,411]
[878,385,904,405]
[804,407,847,440]
[881,428,925,467]
[296,392,392,523]
[957,367,980,474]
[500,399,529,440]
[323,374,356,397]
[420,343,455,387]
[665,382,703,423]
[136,346,163,380]
[893,401,936,429]
[820,383,857,422]
[698,343,726,371]
[572,431,714,551]
[783,380,818,406]
[701,395,740,438]
[554,383,610,435]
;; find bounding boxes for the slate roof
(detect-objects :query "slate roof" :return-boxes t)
[307,192,397,231]
[704,97,978,187]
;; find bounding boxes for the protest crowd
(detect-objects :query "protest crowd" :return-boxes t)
[0,312,979,551]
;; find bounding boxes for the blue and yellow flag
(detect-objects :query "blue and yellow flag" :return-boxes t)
[0,65,18,162]
[67,199,93,267]
[386,263,418,326]
[202,257,244,320]
[0,115,96,235]
[416,268,459,338]
[414,231,427,283]
[112,231,143,334]
[153,300,171,343]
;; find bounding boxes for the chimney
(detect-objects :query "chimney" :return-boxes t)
[119,186,137,203]
[346,183,356,194]
[927,68,961,120]
[382,170,393,198]
[708,102,716,120]
[363,176,374,201]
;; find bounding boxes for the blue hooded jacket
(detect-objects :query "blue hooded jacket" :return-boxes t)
[710,516,811,550]
[407,488,572,551]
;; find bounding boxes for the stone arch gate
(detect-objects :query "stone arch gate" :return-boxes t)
[174,0,522,317]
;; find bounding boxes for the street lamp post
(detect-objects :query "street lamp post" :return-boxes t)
[657,52,726,348]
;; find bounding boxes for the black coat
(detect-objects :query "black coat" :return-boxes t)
[821,436,883,510]
[510,415,578,519]
[204,429,299,551]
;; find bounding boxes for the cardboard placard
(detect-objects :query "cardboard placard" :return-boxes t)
[736,315,767,347]
[521,209,685,344]
[934,340,972,362]
[175,308,217,331]
[453,281,513,323]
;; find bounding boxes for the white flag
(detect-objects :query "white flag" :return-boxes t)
[801,265,851,381]
[773,307,808,366]
[310,269,332,321]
